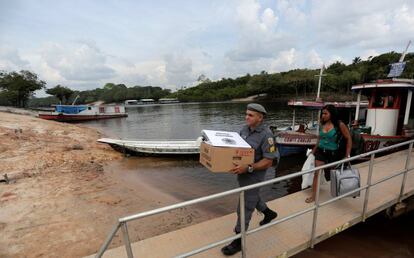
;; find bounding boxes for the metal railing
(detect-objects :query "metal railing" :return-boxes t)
[96,139,414,258]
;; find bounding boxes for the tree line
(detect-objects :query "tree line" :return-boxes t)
[172,51,414,102]
[0,51,413,107]
[0,76,171,107]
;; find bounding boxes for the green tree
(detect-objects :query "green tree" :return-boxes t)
[46,85,74,104]
[352,56,362,65]
[0,70,45,107]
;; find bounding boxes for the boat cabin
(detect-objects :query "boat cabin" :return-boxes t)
[139,99,155,104]
[352,79,414,137]
[125,100,139,105]
[39,104,127,122]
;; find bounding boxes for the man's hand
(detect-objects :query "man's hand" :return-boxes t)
[230,163,248,174]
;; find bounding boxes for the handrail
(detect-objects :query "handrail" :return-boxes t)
[96,139,414,258]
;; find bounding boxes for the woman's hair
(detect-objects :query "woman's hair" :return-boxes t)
[321,104,340,127]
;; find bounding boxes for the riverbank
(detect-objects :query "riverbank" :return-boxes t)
[0,111,214,257]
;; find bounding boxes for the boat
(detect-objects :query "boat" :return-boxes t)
[349,41,414,153]
[276,41,414,157]
[273,100,368,157]
[159,98,179,104]
[124,100,143,106]
[124,98,180,107]
[97,137,202,155]
[38,104,128,122]
[351,78,414,153]
[124,98,156,107]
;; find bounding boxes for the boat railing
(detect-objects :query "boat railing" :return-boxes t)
[96,139,414,258]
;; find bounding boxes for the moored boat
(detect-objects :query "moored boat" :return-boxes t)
[350,41,414,153]
[38,104,127,122]
[276,41,414,157]
[351,78,414,153]
[273,100,368,157]
[97,137,202,155]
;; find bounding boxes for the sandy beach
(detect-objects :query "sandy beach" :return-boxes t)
[0,111,213,258]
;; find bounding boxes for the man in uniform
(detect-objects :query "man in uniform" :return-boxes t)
[221,103,279,256]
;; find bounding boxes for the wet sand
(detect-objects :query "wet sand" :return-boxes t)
[0,112,213,258]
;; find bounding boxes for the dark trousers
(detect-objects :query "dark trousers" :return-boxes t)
[234,170,268,233]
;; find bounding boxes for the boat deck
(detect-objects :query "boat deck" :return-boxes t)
[88,149,414,258]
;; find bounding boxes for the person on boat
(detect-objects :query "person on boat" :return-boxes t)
[305,104,352,203]
[221,103,279,256]
[350,120,364,156]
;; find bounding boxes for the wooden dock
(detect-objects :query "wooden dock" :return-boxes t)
[88,149,414,258]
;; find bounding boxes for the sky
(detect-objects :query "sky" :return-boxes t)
[0,0,413,96]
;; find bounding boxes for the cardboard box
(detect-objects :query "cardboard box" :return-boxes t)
[199,142,255,173]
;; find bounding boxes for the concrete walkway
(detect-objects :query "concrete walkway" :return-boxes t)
[89,149,414,258]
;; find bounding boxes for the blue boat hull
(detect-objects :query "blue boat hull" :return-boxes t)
[277,143,311,157]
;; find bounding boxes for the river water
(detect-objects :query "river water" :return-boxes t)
[83,102,413,258]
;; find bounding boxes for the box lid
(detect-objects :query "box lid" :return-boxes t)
[201,130,251,148]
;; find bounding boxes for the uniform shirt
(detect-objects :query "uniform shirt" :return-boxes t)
[239,123,279,165]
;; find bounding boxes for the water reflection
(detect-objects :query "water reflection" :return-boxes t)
[83,102,309,207]
[84,101,312,140]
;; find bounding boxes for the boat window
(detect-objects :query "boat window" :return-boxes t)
[371,92,386,108]
[88,107,92,110]
[371,91,398,109]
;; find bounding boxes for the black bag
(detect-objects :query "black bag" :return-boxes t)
[335,121,347,158]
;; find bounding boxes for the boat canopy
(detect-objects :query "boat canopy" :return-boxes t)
[55,105,88,114]
[288,100,368,110]
[352,79,414,91]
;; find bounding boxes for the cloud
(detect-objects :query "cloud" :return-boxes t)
[40,41,116,82]
[163,49,215,89]
[306,49,323,68]
[361,49,380,61]
[164,53,193,86]
[225,0,292,62]
[1,0,414,93]
[276,0,307,28]
[269,48,301,72]
[309,0,414,49]
[0,47,29,71]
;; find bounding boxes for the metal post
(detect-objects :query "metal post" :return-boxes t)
[121,222,134,258]
[362,154,375,221]
[355,91,361,121]
[399,142,413,202]
[310,170,322,248]
[292,109,296,131]
[404,90,412,125]
[240,191,247,258]
[316,64,325,100]
[96,222,121,258]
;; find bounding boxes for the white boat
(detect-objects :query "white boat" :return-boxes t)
[276,41,414,157]
[97,137,202,155]
[38,104,127,122]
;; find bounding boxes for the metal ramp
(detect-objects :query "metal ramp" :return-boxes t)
[87,141,414,258]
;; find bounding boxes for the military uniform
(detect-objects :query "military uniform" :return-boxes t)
[234,122,279,233]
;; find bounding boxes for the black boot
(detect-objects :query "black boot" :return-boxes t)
[221,238,241,256]
[259,208,278,226]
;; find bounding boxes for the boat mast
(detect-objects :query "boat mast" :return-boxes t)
[355,91,361,121]
[315,64,325,132]
[315,64,325,101]
[400,40,412,126]
[399,40,411,63]
[72,95,80,105]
